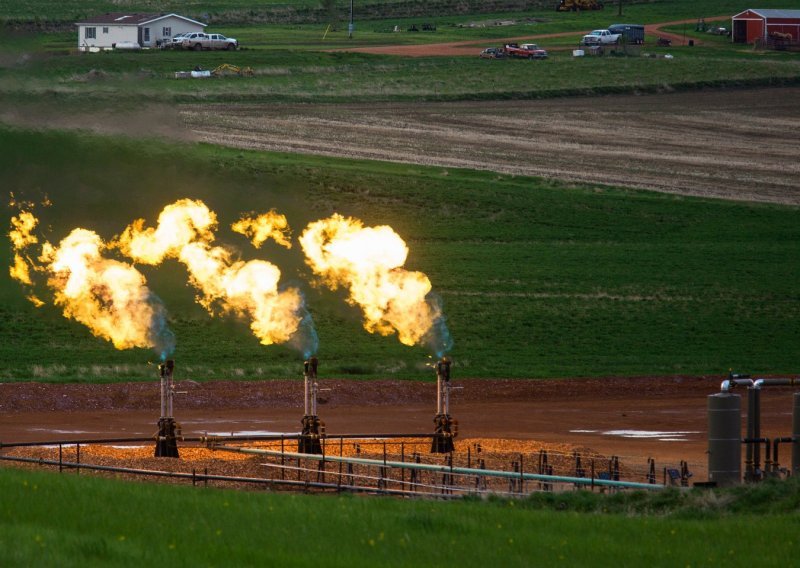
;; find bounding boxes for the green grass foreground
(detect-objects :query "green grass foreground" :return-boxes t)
[1,467,798,567]
[1,126,799,381]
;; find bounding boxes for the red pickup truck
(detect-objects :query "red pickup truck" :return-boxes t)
[503,43,549,60]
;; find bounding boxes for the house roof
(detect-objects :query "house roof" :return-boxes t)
[75,13,206,27]
[734,9,800,19]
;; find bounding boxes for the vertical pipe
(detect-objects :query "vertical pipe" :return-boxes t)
[311,380,317,416]
[436,372,442,415]
[753,387,761,478]
[167,365,173,419]
[793,392,800,476]
[160,371,166,418]
[745,387,755,480]
[303,373,309,416]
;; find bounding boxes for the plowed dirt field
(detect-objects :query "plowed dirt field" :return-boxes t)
[181,87,800,205]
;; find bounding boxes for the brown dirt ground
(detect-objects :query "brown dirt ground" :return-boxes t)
[2,376,799,483]
[181,87,800,205]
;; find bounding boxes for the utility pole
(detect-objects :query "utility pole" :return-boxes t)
[348,0,354,39]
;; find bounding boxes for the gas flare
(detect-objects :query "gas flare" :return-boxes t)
[9,211,39,285]
[8,211,174,355]
[232,210,292,249]
[114,199,308,347]
[47,229,174,352]
[299,213,451,352]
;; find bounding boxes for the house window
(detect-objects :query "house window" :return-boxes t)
[102,27,108,34]
[163,26,171,37]
[85,27,96,39]
[143,27,150,42]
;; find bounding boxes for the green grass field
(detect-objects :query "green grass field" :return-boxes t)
[2,126,798,382]
[1,467,799,567]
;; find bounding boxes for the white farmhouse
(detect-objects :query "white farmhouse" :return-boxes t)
[76,13,206,51]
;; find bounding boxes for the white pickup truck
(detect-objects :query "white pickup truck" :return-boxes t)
[581,29,622,45]
[179,32,238,51]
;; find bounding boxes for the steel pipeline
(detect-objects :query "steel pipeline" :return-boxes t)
[212,445,666,491]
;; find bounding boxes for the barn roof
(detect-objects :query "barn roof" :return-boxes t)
[75,13,206,27]
[736,9,800,19]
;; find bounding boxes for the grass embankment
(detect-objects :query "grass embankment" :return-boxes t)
[1,467,798,566]
[1,127,799,382]
[2,44,799,104]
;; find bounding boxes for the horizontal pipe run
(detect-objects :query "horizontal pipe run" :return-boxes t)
[722,376,799,392]
[720,379,750,392]
[201,433,434,442]
[212,445,666,491]
[0,437,155,448]
[753,378,800,389]
[261,461,474,495]
[0,455,457,499]
[0,433,436,449]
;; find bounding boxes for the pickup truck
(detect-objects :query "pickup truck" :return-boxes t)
[581,29,621,45]
[503,43,549,59]
[179,32,238,51]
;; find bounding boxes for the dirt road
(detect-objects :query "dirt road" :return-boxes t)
[183,87,800,205]
[339,17,729,57]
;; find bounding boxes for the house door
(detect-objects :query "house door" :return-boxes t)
[143,27,150,45]
[733,20,747,43]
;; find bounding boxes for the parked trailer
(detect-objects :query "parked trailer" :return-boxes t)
[608,23,645,45]
[608,24,644,45]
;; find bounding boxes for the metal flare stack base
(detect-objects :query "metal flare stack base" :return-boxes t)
[155,417,180,458]
[431,413,456,454]
[298,415,324,455]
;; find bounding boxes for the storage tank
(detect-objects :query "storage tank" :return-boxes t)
[707,392,741,486]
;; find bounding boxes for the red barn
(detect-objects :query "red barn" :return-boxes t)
[732,9,800,43]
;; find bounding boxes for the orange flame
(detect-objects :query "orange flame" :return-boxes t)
[9,211,39,285]
[299,214,442,346]
[232,210,292,249]
[47,229,170,350]
[114,199,304,346]
[8,211,172,351]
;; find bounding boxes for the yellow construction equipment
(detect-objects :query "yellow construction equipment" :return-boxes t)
[556,0,604,11]
[211,64,254,77]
